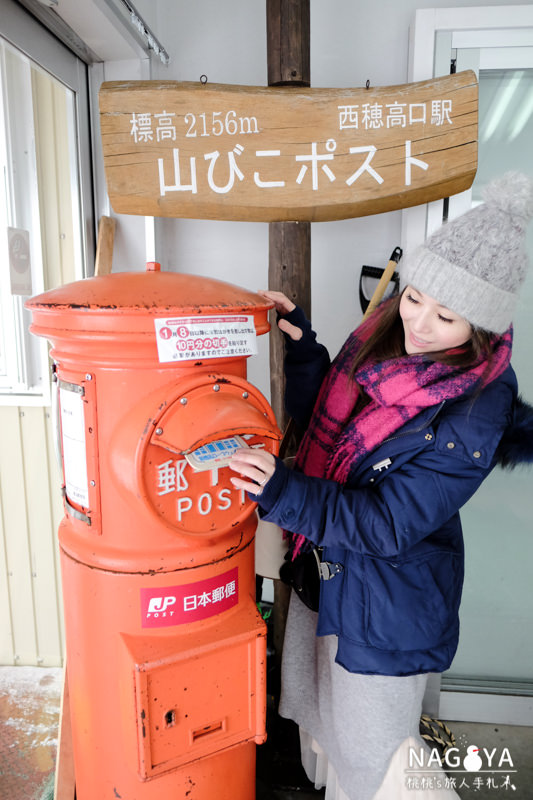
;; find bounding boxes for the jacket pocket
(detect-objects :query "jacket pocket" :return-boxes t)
[364,551,462,651]
[336,551,368,645]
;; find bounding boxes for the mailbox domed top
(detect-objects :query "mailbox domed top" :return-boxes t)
[26,266,271,327]
[25,265,274,364]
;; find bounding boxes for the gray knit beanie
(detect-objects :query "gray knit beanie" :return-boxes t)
[400,172,533,333]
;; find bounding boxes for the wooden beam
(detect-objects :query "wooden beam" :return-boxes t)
[267,0,311,435]
[268,221,311,427]
[267,0,310,86]
[267,0,311,662]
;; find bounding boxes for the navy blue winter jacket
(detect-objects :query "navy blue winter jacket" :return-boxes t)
[257,307,530,676]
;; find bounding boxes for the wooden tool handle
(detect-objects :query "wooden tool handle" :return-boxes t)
[362,246,402,320]
[94,216,116,277]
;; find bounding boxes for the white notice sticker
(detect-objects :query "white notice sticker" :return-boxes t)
[153,315,257,363]
[59,386,89,507]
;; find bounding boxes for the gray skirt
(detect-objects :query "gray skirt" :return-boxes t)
[278,591,429,800]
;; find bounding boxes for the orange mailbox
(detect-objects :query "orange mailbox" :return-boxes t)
[26,264,280,800]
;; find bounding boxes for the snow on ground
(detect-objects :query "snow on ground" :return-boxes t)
[0,666,62,750]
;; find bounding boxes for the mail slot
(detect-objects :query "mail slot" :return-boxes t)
[26,264,281,800]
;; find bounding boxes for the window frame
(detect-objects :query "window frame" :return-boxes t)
[404,3,533,727]
[403,5,533,253]
[0,0,94,407]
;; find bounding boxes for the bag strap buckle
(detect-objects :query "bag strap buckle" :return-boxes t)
[314,548,344,581]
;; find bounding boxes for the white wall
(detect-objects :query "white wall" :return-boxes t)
[107,0,531,400]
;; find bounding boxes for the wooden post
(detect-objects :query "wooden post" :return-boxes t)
[267,0,311,433]
[266,0,311,662]
[268,221,311,428]
[267,0,310,86]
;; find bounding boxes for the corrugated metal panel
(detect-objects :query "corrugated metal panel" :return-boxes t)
[0,407,64,666]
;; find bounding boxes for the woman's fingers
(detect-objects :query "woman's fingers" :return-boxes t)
[229,449,275,479]
[228,449,276,496]
[278,318,303,341]
[257,290,303,340]
[258,290,303,338]
[257,289,296,315]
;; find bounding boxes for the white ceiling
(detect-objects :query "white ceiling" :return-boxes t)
[20,0,168,62]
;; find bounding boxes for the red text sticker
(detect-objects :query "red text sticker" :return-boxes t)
[140,567,238,628]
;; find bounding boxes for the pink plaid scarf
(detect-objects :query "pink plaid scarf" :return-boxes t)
[290,304,513,557]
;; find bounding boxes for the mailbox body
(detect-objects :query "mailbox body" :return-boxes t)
[26,268,280,799]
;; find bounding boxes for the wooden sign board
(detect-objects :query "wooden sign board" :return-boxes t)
[99,71,477,223]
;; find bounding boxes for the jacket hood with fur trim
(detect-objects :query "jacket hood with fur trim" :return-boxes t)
[497,396,533,469]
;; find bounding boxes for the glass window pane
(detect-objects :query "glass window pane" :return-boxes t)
[445,67,533,684]
[0,35,85,397]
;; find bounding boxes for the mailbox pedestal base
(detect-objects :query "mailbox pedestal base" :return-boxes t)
[60,536,265,800]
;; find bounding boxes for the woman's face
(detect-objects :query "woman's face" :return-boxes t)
[399,286,472,355]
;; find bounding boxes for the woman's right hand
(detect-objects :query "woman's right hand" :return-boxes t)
[258,290,303,341]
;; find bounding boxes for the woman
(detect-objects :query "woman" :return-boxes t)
[229,173,533,799]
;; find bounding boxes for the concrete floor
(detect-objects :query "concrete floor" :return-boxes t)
[0,666,61,800]
[1,666,532,800]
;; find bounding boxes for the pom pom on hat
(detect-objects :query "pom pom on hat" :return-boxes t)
[400,171,533,333]
[482,171,533,224]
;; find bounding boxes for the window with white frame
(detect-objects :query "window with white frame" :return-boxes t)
[0,4,92,404]
[406,3,533,726]
[0,39,44,396]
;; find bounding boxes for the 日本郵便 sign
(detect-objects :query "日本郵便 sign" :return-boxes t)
[99,71,477,222]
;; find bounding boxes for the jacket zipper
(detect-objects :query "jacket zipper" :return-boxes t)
[381,400,446,446]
